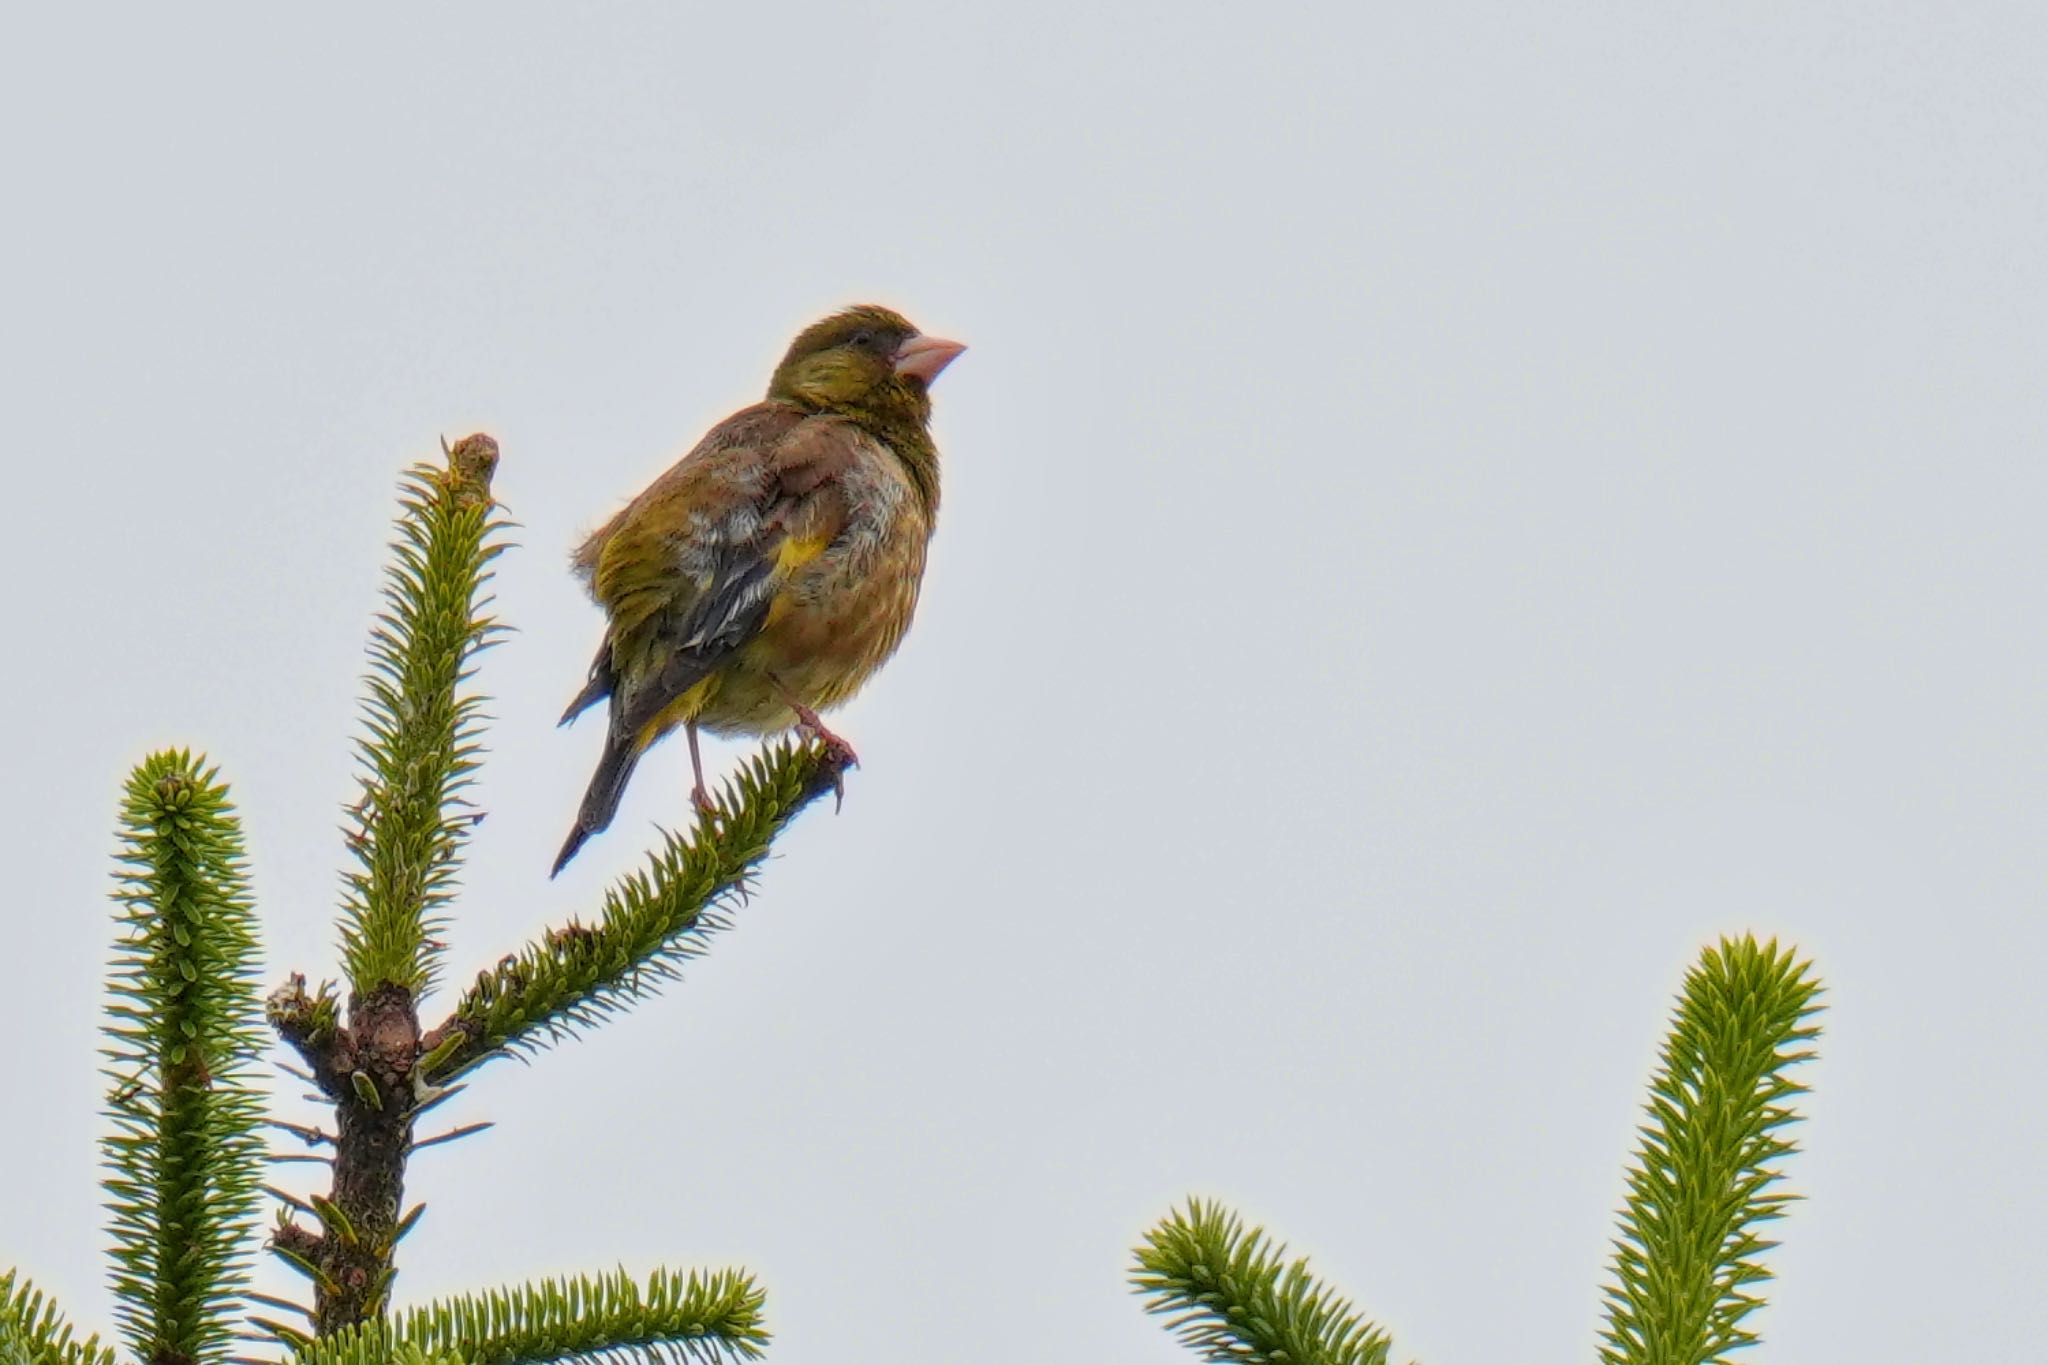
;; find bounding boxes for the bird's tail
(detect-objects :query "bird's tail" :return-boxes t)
[552,724,642,877]
[560,640,614,726]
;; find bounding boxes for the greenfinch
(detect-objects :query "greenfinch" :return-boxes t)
[553,305,964,873]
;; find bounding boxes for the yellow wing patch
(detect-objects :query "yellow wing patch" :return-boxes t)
[618,531,831,750]
[764,534,830,628]
[637,674,721,751]
[775,534,830,574]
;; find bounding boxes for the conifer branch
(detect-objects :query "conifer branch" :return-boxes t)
[338,434,507,1000]
[1132,1199,1393,1365]
[267,437,507,1339]
[100,753,268,1365]
[272,981,427,1337]
[267,974,345,1097]
[1599,936,1823,1365]
[0,1271,119,1365]
[285,1268,768,1365]
[419,740,850,1081]
[283,1340,468,1365]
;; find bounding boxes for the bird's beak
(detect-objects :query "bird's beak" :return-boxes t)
[892,334,966,386]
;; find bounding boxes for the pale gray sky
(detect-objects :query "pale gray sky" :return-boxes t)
[2,3,2043,1361]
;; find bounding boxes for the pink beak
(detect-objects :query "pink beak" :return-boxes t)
[892,334,967,386]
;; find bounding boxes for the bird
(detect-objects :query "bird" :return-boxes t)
[552,304,965,874]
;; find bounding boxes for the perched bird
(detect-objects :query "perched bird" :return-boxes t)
[553,305,965,874]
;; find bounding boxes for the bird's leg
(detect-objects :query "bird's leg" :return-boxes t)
[770,677,859,809]
[686,721,718,819]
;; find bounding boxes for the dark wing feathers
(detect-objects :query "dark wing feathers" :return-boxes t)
[612,539,781,740]
[568,403,806,586]
[562,404,861,742]
[555,406,867,874]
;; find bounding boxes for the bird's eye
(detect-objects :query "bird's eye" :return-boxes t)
[849,329,876,350]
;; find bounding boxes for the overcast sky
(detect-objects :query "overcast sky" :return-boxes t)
[2,4,2042,1361]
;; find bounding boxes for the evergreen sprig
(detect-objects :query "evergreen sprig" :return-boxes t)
[1599,936,1824,1365]
[0,1272,118,1365]
[287,1267,768,1365]
[285,1338,468,1365]
[340,438,507,1000]
[1133,1199,1392,1365]
[100,752,267,1364]
[427,739,846,1079]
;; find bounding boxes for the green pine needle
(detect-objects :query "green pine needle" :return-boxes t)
[288,1266,768,1365]
[1599,935,1824,1365]
[0,1271,119,1365]
[432,739,844,1078]
[339,451,509,1000]
[101,752,268,1364]
[284,1339,468,1365]
[1133,1199,1393,1365]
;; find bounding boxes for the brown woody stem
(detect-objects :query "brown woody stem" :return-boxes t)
[268,981,425,1334]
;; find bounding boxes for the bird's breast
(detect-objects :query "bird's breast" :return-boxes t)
[699,447,933,733]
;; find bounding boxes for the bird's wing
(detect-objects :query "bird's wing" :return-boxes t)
[574,404,862,743]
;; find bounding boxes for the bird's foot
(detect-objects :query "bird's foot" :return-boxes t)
[689,781,725,835]
[691,782,720,818]
[790,704,859,810]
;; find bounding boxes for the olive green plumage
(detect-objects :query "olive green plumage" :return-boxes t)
[554,305,965,874]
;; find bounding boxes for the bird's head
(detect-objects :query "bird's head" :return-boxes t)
[767,305,965,431]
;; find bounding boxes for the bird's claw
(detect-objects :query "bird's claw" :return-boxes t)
[788,706,858,811]
[817,747,854,812]
[812,731,860,773]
